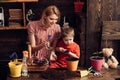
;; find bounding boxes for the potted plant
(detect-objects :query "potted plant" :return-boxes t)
[90,51,104,71]
[74,0,84,13]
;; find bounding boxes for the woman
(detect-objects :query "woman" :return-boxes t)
[27,5,61,62]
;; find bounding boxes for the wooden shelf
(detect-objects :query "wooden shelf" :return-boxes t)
[18,0,38,2]
[0,0,38,2]
[0,0,38,30]
[0,26,27,30]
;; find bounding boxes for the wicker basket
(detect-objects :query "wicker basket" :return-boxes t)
[27,59,49,72]
[28,64,49,72]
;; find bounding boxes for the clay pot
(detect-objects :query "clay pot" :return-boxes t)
[90,56,103,71]
[66,57,79,71]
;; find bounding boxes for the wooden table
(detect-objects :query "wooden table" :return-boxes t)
[7,67,120,80]
[7,68,80,80]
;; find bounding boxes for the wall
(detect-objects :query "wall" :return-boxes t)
[0,0,87,67]
[0,30,27,60]
[87,0,120,67]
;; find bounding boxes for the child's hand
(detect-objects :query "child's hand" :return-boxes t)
[58,47,67,53]
[64,50,69,54]
[50,51,57,61]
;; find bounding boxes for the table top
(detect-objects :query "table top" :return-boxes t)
[7,67,120,80]
[7,68,81,80]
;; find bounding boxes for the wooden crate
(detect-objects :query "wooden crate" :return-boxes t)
[102,21,120,40]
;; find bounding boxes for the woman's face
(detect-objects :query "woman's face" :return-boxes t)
[63,36,74,45]
[46,14,58,26]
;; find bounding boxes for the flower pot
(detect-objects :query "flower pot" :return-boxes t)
[74,2,84,13]
[66,57,79,71]
[8,61,23,77]
[90,56,103,71]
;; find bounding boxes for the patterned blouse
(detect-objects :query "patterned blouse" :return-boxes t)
[27,20,61,60]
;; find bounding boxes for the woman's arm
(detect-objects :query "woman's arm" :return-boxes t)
[29,34,48,52]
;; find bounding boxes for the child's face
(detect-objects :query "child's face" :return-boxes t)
[63,36,74,45]
[47,14,58,26]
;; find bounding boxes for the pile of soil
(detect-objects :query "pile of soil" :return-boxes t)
[40,68,80,80]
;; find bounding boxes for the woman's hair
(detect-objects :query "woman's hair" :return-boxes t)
[61,25,74,38]
[41,5,61,25]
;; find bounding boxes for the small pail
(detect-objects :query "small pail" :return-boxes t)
[8,61,22,77]
[66,57,79,71]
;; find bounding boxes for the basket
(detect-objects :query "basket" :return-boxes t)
[28,64,49,72]
[28,59,49,72]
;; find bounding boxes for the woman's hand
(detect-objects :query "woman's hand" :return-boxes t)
[50,51,57,61]
[41,41,50,49]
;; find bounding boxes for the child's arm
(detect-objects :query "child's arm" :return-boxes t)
[56,47,67,53]
[56,47,79,58]
[67,52,79,58]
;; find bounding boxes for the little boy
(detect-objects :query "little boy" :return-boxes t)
[49,25,80,68]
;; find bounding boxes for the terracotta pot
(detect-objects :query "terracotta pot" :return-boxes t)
[66,57,79,71]
[90,56,103,71]
[74,2,84,13]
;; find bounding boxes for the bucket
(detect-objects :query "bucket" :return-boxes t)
[74,2,84,13]
[66,57,79,71]
[8,61,22,77]
[90,56,103,71]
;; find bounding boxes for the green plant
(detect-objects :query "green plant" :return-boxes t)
[92,51,103,59]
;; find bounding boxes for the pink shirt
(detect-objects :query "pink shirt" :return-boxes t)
[27,20,61,60]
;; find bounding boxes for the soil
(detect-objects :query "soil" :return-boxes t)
[40,68,80,80]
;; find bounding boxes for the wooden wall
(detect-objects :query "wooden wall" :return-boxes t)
[0,0,87,67]
[87,0,120,67]
[1,0,120,69]
[0,30,27,60]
